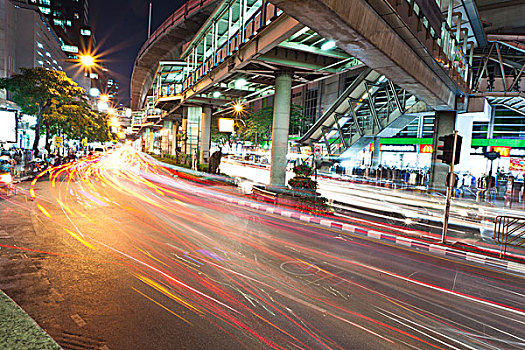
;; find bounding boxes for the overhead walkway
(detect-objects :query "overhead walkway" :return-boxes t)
[299,68,428,158]
[131,0,220,110]
[270,0,481,109]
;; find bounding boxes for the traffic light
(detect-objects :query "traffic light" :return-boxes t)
[437,134,462,165]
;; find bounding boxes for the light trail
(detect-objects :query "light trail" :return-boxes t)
[20,146,524,349]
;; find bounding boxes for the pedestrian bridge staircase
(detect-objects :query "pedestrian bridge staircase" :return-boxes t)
[298,68,428,159]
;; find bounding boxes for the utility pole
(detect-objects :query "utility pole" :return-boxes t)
[148,1,153,38]
[442,130,459,243]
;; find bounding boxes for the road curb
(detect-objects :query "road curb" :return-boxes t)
[219,194,525,276]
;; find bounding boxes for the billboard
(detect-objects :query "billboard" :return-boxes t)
[0,110,17,143]
[510,158,525,172]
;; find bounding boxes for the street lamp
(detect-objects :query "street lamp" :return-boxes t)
[79,54,95,68]
[100,94,109,102]
[233,103,244,113]
[107,107,116,115]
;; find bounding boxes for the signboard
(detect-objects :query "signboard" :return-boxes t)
[313,144,321,156]
[484,151,500,161]
[419,144,433,153]
[300,146,312,155]
[82,138,88,146]
[0,110,17,143]
[54,136,63,148]
[491,146,511,157]
[218,118,234,132]
[380,144,417,152]
[61,44,79,53]
[510,148,525,157]
[510,158,525,172]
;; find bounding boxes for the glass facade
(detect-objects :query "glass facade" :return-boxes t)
[29,0,88,46]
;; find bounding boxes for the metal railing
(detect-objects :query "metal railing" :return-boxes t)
[181,0,282,92]
[494,215,525,257]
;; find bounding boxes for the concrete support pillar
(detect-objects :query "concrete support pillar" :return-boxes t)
[371,137,381,168]
[142,130,148,152]
[162,121,172,155]
[148,128,155,153]
[183,106,202,158]
[270,72,292,188]
[171,121,178,156]
[144,129,150,152]
[429,111,457,192]
[200,107,212,165]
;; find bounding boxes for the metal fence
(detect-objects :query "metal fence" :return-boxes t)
[494,215,525,257]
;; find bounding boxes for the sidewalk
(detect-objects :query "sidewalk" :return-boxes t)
[0,291,60,349]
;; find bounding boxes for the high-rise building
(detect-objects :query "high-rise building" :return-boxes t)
[27,0,92,55]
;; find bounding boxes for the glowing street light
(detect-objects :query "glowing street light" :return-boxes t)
[97,101,109,111]
[110,117,120,127]
[107,107,116,115]
[233,103,244,113]
[100,94,109,102]
[321,41,336,51]
[79,54,95,68]
[89,88,100,97]
[234,78,247,89]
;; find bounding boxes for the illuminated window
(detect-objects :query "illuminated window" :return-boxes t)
[39,7,50,14]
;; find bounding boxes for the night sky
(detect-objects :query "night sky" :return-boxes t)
[90,0,187,106]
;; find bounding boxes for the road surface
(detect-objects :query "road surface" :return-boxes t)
[0,148,523,349]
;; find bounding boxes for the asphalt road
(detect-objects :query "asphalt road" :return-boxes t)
[0,148,524,349]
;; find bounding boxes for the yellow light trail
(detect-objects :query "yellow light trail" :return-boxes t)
[65,228,95,250]
[37,204,51,218]
[132,287,192,325]
[134,274,202,315]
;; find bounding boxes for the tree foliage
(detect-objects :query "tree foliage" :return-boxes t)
[236,104,303,145]
[0,67,111,154]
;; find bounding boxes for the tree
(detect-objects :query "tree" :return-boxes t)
[239,104,303,146]
[0,67,84,156]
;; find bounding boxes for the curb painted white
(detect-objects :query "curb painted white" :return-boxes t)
[221,194,525,276]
